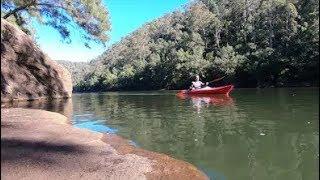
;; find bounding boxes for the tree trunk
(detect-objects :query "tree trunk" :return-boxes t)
[269,19,274,48]
[2,2,36,19]
[215,29,221,48]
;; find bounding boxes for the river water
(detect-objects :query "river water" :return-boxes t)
[6,88,319,179]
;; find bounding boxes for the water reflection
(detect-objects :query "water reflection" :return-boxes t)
[2,89,318,180]
[72,112,118,133]
[70,89,318,180]
[176,94,234,112]
[1,98,73,123]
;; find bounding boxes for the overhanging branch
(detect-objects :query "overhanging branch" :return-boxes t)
[2,2,67,19]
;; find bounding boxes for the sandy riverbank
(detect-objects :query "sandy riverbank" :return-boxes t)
[1,108,208,180]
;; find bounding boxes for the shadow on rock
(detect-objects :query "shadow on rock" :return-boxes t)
[1,19,72,103]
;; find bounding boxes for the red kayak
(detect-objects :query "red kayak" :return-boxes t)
[177,85,234,96]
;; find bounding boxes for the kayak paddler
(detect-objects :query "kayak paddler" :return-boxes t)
[189,75,209,90]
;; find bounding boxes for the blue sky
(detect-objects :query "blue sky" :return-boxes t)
[35,0,189,62]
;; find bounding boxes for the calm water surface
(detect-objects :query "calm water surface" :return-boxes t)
[7,88,318,179]
[70,88,319,180]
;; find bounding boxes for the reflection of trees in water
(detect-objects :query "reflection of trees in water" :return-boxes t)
[71,91,318,180]
[73,94,241,153]
[219,89,318,179]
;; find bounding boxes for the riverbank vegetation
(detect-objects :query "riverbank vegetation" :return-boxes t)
[71,0,318,92]
[3,0,317,91]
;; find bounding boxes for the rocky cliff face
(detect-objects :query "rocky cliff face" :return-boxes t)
[1,19,72,102]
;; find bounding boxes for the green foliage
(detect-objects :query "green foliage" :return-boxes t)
[207,45,245,75]
[1,0,111,46]
[65,0,318,91]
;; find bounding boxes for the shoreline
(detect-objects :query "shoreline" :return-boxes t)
[71,85,319,93]
[1,108,208,180]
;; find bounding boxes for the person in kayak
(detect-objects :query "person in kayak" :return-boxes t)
[189,75,208,90]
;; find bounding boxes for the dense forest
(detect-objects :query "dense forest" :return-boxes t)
[65,0,318,92]
[56,60,94,86]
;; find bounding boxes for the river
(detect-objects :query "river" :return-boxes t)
[6,88,319,179]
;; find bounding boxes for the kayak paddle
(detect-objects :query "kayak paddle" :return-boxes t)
[207,76,225,84]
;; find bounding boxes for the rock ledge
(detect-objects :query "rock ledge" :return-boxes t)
[1,108,208,180]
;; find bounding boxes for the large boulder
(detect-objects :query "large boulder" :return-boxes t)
[1,19,72,102]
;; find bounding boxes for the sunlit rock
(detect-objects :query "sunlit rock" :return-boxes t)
[1,19,72,102]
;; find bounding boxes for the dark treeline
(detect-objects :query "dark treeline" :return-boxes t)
[72,0,319,92]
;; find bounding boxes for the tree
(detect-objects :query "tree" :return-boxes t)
[62,0,318,91]
[1,0,111,47]
[207,45,245,75]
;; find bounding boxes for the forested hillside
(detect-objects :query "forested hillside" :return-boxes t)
[72,0,319,92]
[56,60,93,86]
